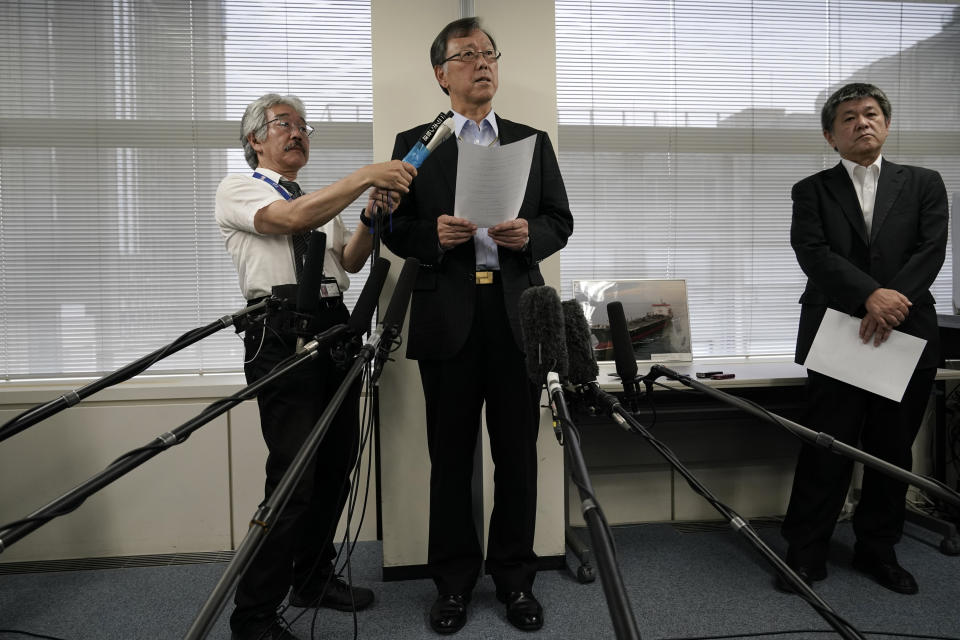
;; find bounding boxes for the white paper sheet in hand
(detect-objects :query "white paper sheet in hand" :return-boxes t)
[453,134,537,227]
[804,308,926,402]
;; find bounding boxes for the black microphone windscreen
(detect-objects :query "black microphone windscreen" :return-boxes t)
[347,257,391,335]
[607,301,638,383]
[296,231,327,313]
[381,257,420,331]
[562,300,599,385]
[519,286,568,385]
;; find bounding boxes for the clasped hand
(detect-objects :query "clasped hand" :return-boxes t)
[860,287,911,346]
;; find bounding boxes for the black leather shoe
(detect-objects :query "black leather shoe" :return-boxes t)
[231,616,301,640]
[290,574,374,611]
[429,594,470,634]
[852,553,918,594]
[497,591,544,631]
[774,564,827,593]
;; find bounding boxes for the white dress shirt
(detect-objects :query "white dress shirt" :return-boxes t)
[841,155,882,237]
[215,167,353,299]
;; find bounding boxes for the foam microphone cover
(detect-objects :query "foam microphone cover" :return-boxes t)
[562,300,599,385]
[347,257,391,335]
[607,301,638,383]
[296,231,327,313]
[519,286,568,384]
[381,257,420,331]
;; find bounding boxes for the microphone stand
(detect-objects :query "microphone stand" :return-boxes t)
[643,364,960,511]
[0,323,347,556]
[582,380,865,640]
[547,373,642,640]
[0,299,277,444]
[185,324,395,640]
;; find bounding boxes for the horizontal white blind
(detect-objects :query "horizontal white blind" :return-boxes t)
[556,0,959,358]
[0,0,373,379]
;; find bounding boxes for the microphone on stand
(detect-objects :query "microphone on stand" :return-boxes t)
[519,286,569,385]
[348,257,391,336]
[607,301,641,410]
[519,286,569,443]
[373,257,420,380]
[518,287,643,639]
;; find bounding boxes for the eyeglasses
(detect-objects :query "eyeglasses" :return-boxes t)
[262,116,315,138]
[442,49,501,64]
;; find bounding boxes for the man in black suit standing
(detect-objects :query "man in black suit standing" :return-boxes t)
[382,17,573,636]
[781,83,948,595]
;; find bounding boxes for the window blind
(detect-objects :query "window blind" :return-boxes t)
[556,0,959,358]
[0,0,374,379]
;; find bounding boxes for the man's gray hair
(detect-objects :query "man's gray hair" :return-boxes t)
[240,93,307,169]
[821,83,891,133]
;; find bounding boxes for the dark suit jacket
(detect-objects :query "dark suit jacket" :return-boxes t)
[791,158,948,370]
[383,115,573,360]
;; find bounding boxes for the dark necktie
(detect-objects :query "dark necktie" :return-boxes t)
[279,179,309,281]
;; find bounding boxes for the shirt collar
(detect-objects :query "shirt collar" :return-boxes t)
[451,109,498,140]
[254,166,284,182]
[840,154,882,182]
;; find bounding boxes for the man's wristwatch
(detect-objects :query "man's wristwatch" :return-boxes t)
[359,208,373,227]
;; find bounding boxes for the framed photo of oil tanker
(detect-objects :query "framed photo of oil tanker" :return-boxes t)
[571,279,692,363]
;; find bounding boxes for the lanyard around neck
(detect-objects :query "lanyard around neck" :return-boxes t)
[252,172,294,200]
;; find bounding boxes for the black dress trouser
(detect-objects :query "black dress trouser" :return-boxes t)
[417,280,542,597]
[781,366,936,567]
[230,301,360,631]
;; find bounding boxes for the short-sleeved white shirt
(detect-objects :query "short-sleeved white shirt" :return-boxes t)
[215,167,354,300]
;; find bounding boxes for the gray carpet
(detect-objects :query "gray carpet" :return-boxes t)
[0,520,958,640]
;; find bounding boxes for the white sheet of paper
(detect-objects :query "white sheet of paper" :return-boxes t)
[804,308,926,402]
[453,135,536,227]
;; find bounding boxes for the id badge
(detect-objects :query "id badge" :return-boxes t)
[319,277,341,298]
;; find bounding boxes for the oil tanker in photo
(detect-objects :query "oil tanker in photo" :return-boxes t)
[593,301,673,360]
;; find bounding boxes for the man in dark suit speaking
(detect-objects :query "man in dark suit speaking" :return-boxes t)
[382,16,573,636]
[781,83,948,595]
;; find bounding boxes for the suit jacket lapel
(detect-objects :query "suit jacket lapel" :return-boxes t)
[495,114,515,145]
[871,158,904,243]
[824,162,869,245]
[432,133,458,199]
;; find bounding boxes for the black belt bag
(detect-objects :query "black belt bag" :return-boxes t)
[239,283,343,337]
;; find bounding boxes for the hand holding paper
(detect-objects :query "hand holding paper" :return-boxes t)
[804,308,926,402]
[488,217,528,250]
[437,214,477,249]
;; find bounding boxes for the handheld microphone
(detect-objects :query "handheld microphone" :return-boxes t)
[607,301,641,406]
[518,286,569,386]
[401,112,455,169]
